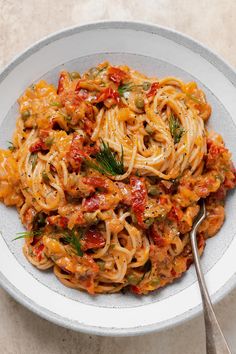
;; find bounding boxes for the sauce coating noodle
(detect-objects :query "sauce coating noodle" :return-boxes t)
[0,62,235,294]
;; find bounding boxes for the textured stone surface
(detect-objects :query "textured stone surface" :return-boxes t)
[0,1,236,353]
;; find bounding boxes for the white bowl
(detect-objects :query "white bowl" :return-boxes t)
[0,21,235,336]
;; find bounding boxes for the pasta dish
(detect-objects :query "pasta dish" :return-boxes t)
[0,62,235,294]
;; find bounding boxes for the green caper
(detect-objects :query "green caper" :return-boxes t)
[21,110,31,120]
[148,185,159,196]
[42,171,50,183]
[70,71,81,80]
[150,278,160,286]
[144,217,155,227]
[135,95,144,109]
[142,81,151,90]
[64,115,72,122]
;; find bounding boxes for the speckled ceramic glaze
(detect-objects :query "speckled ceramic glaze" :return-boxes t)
[0,21,235,336]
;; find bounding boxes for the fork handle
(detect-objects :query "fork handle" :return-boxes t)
[202,293,231,354]
[190,232,231,354]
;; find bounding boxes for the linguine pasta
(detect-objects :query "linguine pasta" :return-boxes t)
[0,62,235,295]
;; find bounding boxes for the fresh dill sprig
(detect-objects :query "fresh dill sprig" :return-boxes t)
[118,83,134,96]
[12,230,42,241]
[63,229,83,257]
[169,113,185,144]
[86,160,108,175]
[86,140,124,176]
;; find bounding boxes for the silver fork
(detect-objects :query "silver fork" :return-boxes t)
[190,200,231,354]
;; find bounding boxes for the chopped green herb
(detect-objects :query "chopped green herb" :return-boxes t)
[64,115,72,122]
[7,141,16,152]
[21,110,31,121]
[169,113,185,144]
[156,214,166,222]
[86,140,124,176]
[60,110,72,122]
[45,136,54,148]
[50,102,61,107]
[118,82,151,96]
[63,229,83,257]
[138,259,152,283]
[144,217,155,227]
[118,83,133,96]
[98,66,108,73]
[150,278,160,287]
[12,229,42,241]
[127,274,141,285]
[96,66,108,76]
[42,171,50,183]
[88,66,107,79]
[30,153,38,170]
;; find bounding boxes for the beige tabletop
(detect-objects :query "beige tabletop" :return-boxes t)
[1,1,236,353]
